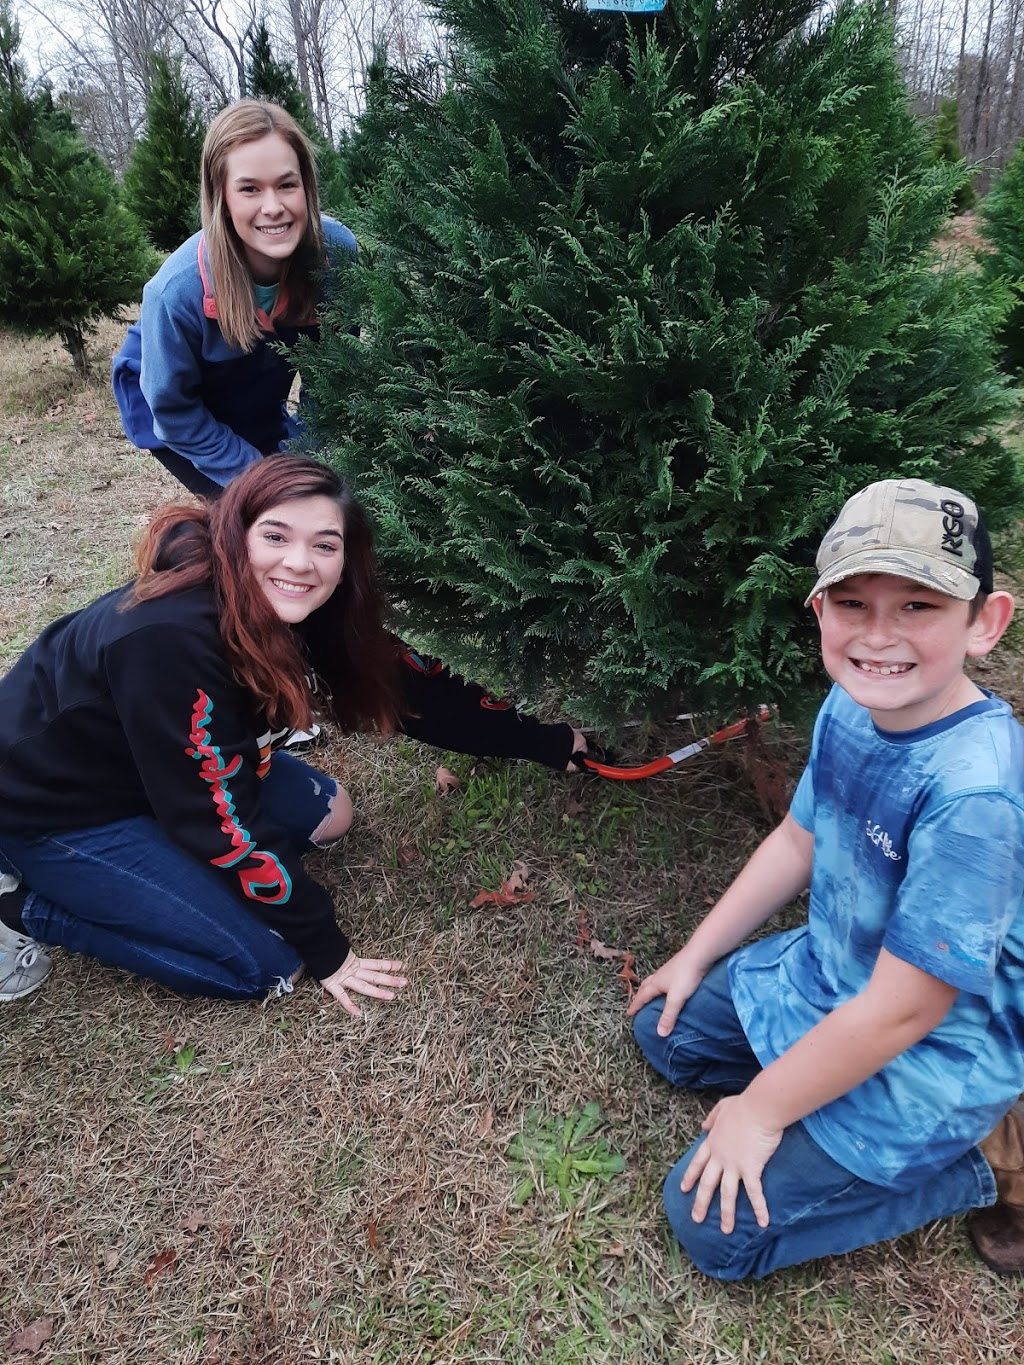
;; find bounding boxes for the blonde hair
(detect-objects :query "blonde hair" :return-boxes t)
[200,100,326,351]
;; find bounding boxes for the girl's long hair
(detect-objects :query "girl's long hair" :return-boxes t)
[131,456,401,734]
[201,100,326,352]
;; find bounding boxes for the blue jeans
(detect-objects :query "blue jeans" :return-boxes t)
[632,959,996,1280]
[0,754,338,1000]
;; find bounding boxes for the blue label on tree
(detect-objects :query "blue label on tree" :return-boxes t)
[585,0,666,9]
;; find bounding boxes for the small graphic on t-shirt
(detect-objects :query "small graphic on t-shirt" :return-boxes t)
[865,819,902,861]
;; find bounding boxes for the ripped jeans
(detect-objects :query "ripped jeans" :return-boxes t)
[0,754,338,1000]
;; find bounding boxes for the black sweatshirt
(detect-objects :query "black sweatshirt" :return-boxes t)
[0,583,574,979]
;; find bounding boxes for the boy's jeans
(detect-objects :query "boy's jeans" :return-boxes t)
[632,959,996,1280]
[0,754,337,1000]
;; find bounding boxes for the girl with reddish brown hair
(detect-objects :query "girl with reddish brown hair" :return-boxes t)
[0,456,411,1008]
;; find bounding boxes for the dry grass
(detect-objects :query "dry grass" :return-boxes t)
[2,326,1024,1363]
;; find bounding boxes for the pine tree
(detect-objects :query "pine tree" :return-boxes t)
[244,22,348,218]
[979,138,1024,374]
[0,4,157,377]
[301,0,1023,725]
[930,96,976,213]
[124,54,205,252]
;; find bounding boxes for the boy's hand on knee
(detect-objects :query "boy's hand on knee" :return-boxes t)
[627,948,709,1033]
[681,1095,782,1233]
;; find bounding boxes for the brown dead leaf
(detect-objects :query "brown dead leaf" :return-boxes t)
[576,908,592,948]
[396,843,420,867]
[367,1220,380,1250]
[604,1241,626,1257]
[143,1248,176,1286]
[8,1318,53,1354]
[617,952,640,1000]
[589,937,628,962]
[179,1209,208,1233]
[470,881,535,909]
[103,1248,119,1271]
[201,1330,223,1362]
[476,1105,495,1139]
[434,765,461,794]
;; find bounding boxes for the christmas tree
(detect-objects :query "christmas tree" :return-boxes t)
[124,54,205,252]
[979,138,1024,374]
[300,0,1023,724]
[930,97,976,214]
[0,3,156,377]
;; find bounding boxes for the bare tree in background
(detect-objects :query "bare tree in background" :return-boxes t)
[17,0,437,164]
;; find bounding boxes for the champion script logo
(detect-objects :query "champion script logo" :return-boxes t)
[940,498,966,560]
[865,820,902,861]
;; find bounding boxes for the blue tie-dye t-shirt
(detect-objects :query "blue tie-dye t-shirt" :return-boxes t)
[729,684,1024,1190]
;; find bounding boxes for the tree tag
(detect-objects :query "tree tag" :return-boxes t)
[585,0,666,9]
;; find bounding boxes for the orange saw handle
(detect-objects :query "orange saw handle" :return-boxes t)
[581,706,771,781]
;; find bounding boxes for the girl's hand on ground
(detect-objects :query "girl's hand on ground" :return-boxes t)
[626,947,709,1032]
[564,727,589,771]
[319,953,408,1019]
[681,1094,783,1233]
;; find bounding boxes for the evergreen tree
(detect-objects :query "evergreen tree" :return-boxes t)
[302,0,1023,725]
[246,23,317,136]
[244,22,348,218]
[930,96,976,213]
[0,4,156,377]
[979,139,1024,374]
[124,54,205,252]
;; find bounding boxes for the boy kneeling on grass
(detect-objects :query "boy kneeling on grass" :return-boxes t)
[629,478,1024,1280]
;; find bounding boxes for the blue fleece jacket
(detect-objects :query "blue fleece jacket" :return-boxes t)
[112,217,356,487]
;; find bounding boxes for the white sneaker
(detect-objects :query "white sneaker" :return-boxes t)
[284,723,322,751]
[0,881,51,1001]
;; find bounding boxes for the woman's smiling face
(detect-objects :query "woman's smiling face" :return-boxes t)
[223,132,309,282]
[246,494,345,623]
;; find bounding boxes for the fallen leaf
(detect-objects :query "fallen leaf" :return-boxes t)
[191,1125,208,1143]
[143,1248,176,1286]
[469,882,535,909]
[576,908,592,948]
[397,843,420,867]
[201,1330,223,1362]
[179,1209,208,1233]
[8,1318,53,1353]
[476,1105,495,1138]
[434,765,460,794]
[504,861,530,893]
[589,937,629,962]
[617,952,640,1000]
[604,1241,626,1257]
[103,1249,119,1271]
[367,1220,379,1250]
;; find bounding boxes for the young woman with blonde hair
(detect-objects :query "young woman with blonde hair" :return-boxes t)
[113,100,349,496]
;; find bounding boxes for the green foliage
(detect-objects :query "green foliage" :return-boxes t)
[302,0,1024,726]
[123,54,205,251]
[507,1102,626,1207]
[0,3,157,376]
[245,22,316,136]
[979,137,1024,374]
[930,97,976,213]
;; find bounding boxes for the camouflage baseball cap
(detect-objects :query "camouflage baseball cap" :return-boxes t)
[805,478,994,605]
